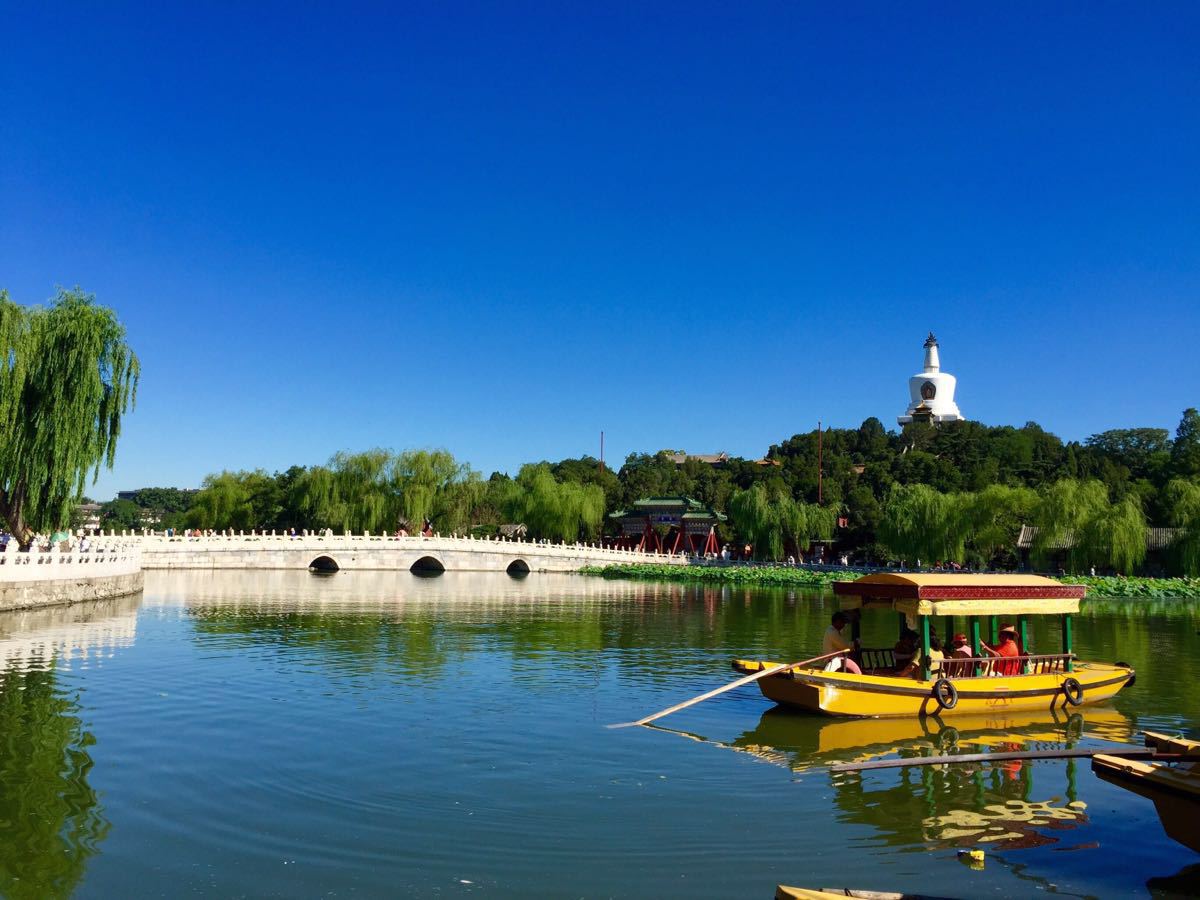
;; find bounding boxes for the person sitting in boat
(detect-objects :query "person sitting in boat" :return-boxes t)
[943,632,974,677]
[981,624,1022,676]
[895,635,945,679]
[893,629,919,673]
[821,612,862,674]
[924,635,945,676]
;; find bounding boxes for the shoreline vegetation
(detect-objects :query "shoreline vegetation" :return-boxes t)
[578,563,1200,599]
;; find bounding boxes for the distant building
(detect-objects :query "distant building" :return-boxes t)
[1016,525,1181,571]
[608,496,726,555]
[76,503,102,532]
[898,332,964,425]
[664,450,779,468]
[664,451,730,467]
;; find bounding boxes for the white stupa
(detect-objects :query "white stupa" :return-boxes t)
[897,332,964,425]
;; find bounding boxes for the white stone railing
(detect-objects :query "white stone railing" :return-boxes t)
[120,529,689,564]
[0,540,143,582]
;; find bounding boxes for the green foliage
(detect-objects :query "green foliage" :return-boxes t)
[877,484,964,564]
[498,464,605,542]
[128,403,1200,576]
[580,562,848,587]
[185,470,282,531]
[0,288,138,546]
[959,484,1038,567]
[580,563,1200,598]
[1067,574,1200,600]
[1033,479,1147,573]
[291,449,481,535]
[99,498,142,530]
[1165,478,1200,575]
[1172,408,1200,478]
[727,483,832,560]
[1085,428,1171,481]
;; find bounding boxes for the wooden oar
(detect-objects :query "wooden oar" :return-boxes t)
[607,650,847,729]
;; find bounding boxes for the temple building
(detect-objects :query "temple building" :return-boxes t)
[897,332,964,425]
[608,496,725,555]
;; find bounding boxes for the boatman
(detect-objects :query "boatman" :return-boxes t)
[822,612,863,674]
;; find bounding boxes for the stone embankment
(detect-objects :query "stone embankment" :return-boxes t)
[0,539,143,612]
[127,531,689,574]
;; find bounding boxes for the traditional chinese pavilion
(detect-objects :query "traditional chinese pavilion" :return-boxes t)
[608,496,725,555]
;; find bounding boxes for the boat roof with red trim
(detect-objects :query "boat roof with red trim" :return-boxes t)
[832,573,1084,616]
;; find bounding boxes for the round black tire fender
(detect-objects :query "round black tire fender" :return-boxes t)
[932,677,958,710]
[1062,677,1084,706]
[1115,661,1137,687]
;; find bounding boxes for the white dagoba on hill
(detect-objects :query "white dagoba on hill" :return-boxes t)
[897,333,964,425]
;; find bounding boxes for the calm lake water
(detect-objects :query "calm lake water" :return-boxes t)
[1,571,1197,899]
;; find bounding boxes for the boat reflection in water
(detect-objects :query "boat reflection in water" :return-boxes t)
[748,707,1138,851]
[659,706,1138,854]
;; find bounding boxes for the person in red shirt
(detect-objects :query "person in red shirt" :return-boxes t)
[981,624,1022,676]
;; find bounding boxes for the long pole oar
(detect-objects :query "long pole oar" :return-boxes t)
[608,650,847,729]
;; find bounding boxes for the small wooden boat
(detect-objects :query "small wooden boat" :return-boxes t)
[1092,731,1200,853]
[734,574,1134,718]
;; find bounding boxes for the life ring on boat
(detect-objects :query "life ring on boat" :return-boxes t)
[932,677,958,710]
[1062,677,1084,706]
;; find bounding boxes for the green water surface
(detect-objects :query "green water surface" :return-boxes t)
[0,571,1196,898]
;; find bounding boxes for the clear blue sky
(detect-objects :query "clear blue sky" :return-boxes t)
[2,3,1198,499]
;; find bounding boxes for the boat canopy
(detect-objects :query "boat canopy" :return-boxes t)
[832,573,1084,616]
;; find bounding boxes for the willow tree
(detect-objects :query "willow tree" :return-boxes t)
[0,289,138,548]
[728,483,782,559]
[1033,478,1146,573]
[1165,478,1200,575]
[780,495,836,555]
[877,483,964,564]
[500,464,605,542]
[184,470,281,531]
[727,483,831,560]
[959,484,1038,567]
[293,448,481,534]
[394,449,479,531]
[296,449,402,533]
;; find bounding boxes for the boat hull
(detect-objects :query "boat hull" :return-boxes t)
[732,659,1134,718]
[1092,732,1200,853]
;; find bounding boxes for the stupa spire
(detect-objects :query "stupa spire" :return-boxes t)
[923,331,940,373]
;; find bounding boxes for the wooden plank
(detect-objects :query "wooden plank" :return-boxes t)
[829,748,1200,773]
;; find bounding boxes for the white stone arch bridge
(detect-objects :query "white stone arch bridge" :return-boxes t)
[131,532,687,575]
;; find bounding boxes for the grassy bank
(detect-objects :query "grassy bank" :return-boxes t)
[577,563,846,588]
[579,564,1200,599]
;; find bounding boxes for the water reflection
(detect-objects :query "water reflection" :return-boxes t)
[733,705,1138,773]
[0,599,136,899]
[149,570,844,688]
[651,705,1140,857]
[0,594,139,673]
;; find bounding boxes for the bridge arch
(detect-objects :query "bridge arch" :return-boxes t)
[410,555,445,576]
[309,555,340,573]
[506,558,531,577]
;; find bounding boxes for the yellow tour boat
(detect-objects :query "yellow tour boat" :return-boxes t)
[733,574,1135,718]
[1092,730,1200,853]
